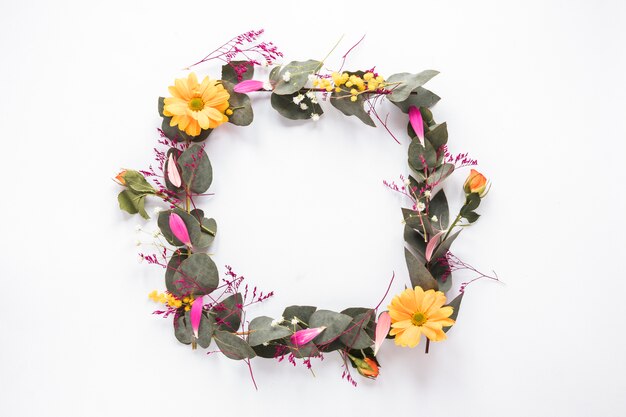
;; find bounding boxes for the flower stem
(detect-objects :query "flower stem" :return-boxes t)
[443,213,462,241]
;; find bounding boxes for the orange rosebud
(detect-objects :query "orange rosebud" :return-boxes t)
[351,356,379,379]
[115,170,127,186]
[463,169,487,196]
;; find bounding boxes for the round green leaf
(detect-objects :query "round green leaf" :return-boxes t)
[171,253,219,297]
[178,144,212,194]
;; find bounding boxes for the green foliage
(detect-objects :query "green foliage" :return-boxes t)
[247,316,292,346]
[213,330,256,360]
[165,251,188,295]
[282,305,317,324]
[404,225,427,263]
[429,190,450,229]
[339,310,374,349]
[402,208,434,237]
[405,248,438,291]
[390,87,441,113]
[386,70,439,102]
[427,163,455,186]
[213,293,243,332]
[174,314,192,345]
[308,310,352,344]
[174,311,215,348]
[425,122,448,150]
[408,138,438,171]
[123,170,156,195]
[330,89,376,127]
[171,253,219,297]
[271,91,323,120]
[272,60,322,95]
[178,144,213,194]
[157,209,215,249]
[221,61,254,84]
[444,292,464,333]
[431,230,461,264]
[221,80,254,126]
[118,189,149,219]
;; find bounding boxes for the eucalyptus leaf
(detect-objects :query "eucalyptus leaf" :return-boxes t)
[404,225,427,263]
[330,89,375,127]
[213,293,243,332]
[171,253,219,297]
[339,311,374,349]
[308,310,352,344]
[270,91,323,120]
[273,60,321,95]
[178,144,212,194]
[165,251,188,295]
[197,312,216,348]
[425,122,448,150]
[408,138,438,171]
[221,61,254,84]
[427,163,455,186]
[429,190,450,229]
[248,316,292,346]
[405,247,438,291]
[289,341,320,358]
[431,230,461,263]
[222,80,254,126]
[386,70,439,102]
[157,209,214,249]
[213,330,256,360]
[174,313,192,345]
[429,258,453,293]
[444,292,464,333]
[282,305,317,324]
[402,208,434,237]
[390,87,441,113]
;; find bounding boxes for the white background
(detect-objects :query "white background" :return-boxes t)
[1,0,625,416]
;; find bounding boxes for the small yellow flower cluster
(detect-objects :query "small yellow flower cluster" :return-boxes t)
[313,72,385,102]
[149,290,195,311]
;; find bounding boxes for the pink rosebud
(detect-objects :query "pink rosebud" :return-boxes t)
[233,80,265,94]
[409,105,425,146]
[290,327,326,346]
[169,213,192,246]
[190,297,203,339]
[166,153,182,188]
[425,231,445,262]
[374,312,391,356]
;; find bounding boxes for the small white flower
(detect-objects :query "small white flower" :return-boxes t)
[291,318,299,325]
[263,81,273,91]
[431,215,438,222]
[293,94,305,105]
[416,202,426,212]
[310,97,318,104]
[424,190,431,198]
[306,91,315,99]
[310,113,320,121]
[282,71,291,82]
[403,179,411,186]
[262,342,269,346]
[300,103,308,110]
[271,316,284,327]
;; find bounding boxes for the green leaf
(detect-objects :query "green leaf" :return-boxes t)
[405,247,438,291]
[174,313,192,345]
[221,61,254,84]
[431,230,461,263]
[178,144,212,194]
[462,193,481,213]
[444,292,464,333]
[308,310,352,344]
[157,209,214,249]
[117,189,149,219]
[330,89,376,127]
[402,208,434,237]
[404,225,427,263]
[289,341,320,358]
[408,138,438,171]
[339,311,374,349]
[425,122,448,150]
[273,60,321,95]
[463,211,480,223]
[390,87,441,113]
[270,91,323,120]
[247,316,293,346]
[282,305,317,324]
[197,312,216,349]
[222,80,254,126]
[427,163,455,186]
[429,190,450,229]
[386,70,439,102]
[158,97,212,142]
[171,253,219,297]
[213,293,243,332]
[174,311,215,348]
[213,330,256,360]
[165,250,188,294]
[252,343,282,358]
[122,170,156,195]
[429,259,452,293]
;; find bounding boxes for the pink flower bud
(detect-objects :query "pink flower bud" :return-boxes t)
[169,213,192,247]
[374,312,391,356]
[190,297,203,339]
[290,327,326,346]
[233,80,265,94]
[409,105,425,146]
[166,153,182,188]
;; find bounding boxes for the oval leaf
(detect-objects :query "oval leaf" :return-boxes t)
[178,144,212,194]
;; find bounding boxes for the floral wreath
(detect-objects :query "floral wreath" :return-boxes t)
[115,30,498,388]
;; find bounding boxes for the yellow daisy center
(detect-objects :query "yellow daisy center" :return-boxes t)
[411,312,427,326]
[188,97,205,111]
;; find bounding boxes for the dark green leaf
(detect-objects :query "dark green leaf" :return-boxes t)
[308,310,352,344]
[289,341,320,358]
[386,70,439,102]
[408,138,438,171]
[444,292,464,333]
[174,313,192,345]
[213,293,243,332]
[429,190,450,229]
[339,311,374,349]
[462,193,481,213]
[221,61,254,84]
[213,330,256,360]
[222,80,254,126]
[282,306,317,324]
[157,209,213,249]
[270,91,323,120]
[178,144,212,194]
[247,316,293,347]
[273,60,321,95]
[425,122,448,150]
[165,250,188,294]
[402,208,434,237]
[404,225,427,263]
[463,211,480,223]
[390,87,441,113]
[197,312,216,348]
[405,247,438,291]
[429,258,453,293]
[330,89,375,127]
[431,230,461,262]
[171,253,219,297]
[427,163,455,186]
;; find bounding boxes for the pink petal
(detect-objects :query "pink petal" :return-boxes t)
[374,312,391,356]
[290,327,326,346]
[425,231,446,262]
[190,297,203,338]
[409,105,425,146]
[169,212,191,246]
[167,153,182,188]
[233,80,265,94]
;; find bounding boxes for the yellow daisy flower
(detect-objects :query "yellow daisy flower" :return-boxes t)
[388,286,455,348]
[163,73,230,137]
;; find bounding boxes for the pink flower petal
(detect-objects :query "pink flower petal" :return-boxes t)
[233,80,265,94]
[290,327,326,346]
[409,105,425,146]
[167,153,182,188]
[190,297,203,338]
[374,312,391,356]
[169,212,191,246]
[425,231,446,262]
